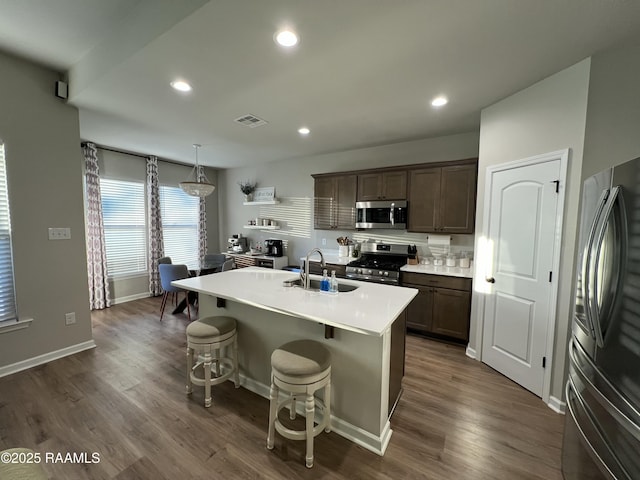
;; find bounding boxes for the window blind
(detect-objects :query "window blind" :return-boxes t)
[0,143,18,323]
[100,178,147,277]
[160,185,199,268]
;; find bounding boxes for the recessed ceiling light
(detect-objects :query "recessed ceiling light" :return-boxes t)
[431,96,448,107]
[275,29,299,47]
[170,80,192,92]
[298,127,310,135]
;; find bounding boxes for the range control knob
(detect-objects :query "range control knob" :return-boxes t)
[383,271,389,277]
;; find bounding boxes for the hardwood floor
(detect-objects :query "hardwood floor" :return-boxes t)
[0,297,565,479]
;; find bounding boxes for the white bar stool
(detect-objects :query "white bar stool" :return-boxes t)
[266,340,331,468]
[186,316,239,407]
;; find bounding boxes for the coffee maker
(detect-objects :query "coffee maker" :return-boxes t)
[264,239,284,257]
[227,235,248,253]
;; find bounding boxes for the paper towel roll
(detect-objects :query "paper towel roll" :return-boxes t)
[427,234,451,246]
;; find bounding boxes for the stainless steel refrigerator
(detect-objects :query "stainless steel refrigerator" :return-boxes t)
[562,157,640,479]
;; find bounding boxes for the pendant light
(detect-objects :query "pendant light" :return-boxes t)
[179,143,215,197]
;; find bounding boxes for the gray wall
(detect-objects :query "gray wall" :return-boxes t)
[471,59,591,403]
[0,51,93,369]
[97,148,220,303]
[583,44,640,177]
[217,132,479,263]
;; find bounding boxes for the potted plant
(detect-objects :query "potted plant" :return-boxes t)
[238,180,257,202]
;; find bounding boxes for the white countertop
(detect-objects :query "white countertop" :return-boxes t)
[173,267,418,336]
[401,264,474,279]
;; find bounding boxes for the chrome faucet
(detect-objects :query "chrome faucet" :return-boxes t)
[300,248,325,290]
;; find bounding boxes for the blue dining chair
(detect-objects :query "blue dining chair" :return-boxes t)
[157,256,175,304]
[159,263,191,321]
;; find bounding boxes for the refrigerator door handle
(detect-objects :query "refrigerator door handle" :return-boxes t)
[565,380,623,480]
[582,188,610,340]
[587,186,621,348]
[569,339,640,441]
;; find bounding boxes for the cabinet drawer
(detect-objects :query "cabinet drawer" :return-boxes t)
[401,272,471,291]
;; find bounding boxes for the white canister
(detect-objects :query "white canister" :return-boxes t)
[446,255,457,267]
[459,251,470,268]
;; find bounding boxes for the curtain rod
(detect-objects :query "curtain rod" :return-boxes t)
[82,142,192,167]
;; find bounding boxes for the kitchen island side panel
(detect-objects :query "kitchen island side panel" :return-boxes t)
[198,294,391,452]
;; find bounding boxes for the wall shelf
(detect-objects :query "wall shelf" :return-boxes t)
[243,200,279,205]
[243,225,280,230]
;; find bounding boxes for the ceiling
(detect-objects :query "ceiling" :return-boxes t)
[1,0,640,169]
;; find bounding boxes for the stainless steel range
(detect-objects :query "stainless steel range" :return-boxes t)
[345,243,408,285]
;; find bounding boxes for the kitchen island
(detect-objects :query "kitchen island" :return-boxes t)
[173,267,417,455]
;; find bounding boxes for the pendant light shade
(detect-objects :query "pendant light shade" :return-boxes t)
[180,144,215,197]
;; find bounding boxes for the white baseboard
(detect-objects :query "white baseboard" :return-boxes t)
[465,345,477,359]
[238,373,391,455]
[111,292,151,305]
[548,395,566,414]
[0,340,97,379]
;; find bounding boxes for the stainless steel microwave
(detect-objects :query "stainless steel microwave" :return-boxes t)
[355,200,407,229]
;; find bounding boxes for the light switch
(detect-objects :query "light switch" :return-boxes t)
[48,227,71,240]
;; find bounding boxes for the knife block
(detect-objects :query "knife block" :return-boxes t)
[407,256,419,265]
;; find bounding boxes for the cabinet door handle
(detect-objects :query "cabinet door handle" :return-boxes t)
[485,277,495,283]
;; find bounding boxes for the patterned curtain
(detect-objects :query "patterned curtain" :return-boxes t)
[83,142,111,310]
[197,165,208,263]
[147,156,164,296]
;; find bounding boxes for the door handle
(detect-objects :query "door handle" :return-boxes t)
[485,277,495,283]
[583,188,609,341]
[588,186,621,349]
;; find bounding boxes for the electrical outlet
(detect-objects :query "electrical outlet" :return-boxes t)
[48,227,71,240]
[65,312,76,325]
[322,238,327,246]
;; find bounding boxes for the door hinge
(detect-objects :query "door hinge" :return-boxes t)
[542,357,546,368]
[549,271,553,282]
[552,180,560,193]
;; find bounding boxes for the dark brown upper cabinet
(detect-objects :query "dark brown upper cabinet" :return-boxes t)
[312,173,357,230]
[357,171,407,201]
[408,161,477,234]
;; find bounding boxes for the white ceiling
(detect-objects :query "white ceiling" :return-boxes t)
[1,0,640,168]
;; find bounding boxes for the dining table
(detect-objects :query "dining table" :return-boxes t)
[171,258,227,315]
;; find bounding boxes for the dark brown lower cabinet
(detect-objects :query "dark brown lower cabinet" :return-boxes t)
[401,272,471,343]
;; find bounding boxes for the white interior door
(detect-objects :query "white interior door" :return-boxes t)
[481,156,562,397]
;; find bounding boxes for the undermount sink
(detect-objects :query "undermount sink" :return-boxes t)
[283,278,358,293]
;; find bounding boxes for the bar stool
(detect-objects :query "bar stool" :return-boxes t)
[266,340,331,468]
[186,316,239,407]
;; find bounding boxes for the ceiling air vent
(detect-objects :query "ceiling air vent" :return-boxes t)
[234,114,268,128]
